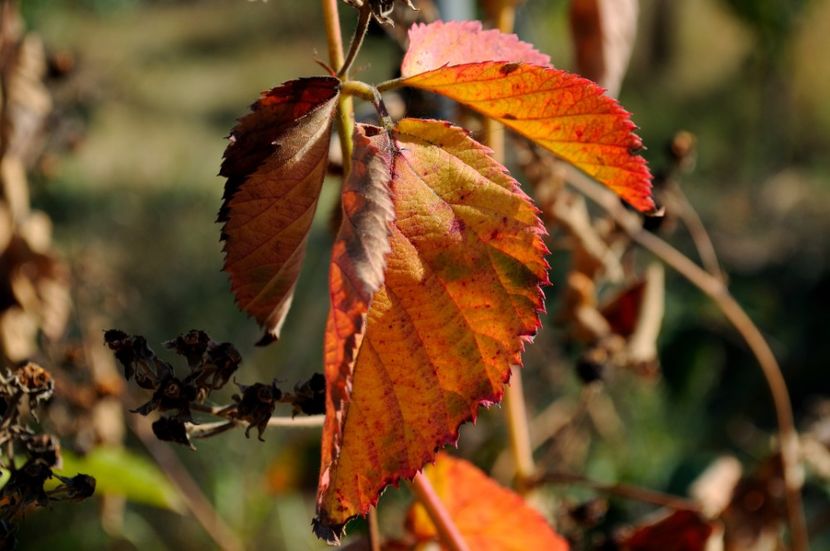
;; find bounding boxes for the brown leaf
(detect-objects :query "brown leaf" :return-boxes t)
[219,77,340,342]
[570,0,639,97]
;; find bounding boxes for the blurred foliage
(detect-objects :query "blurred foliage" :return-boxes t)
[8,0,830,549]
[57,447,183,511]
[723,0,809,50]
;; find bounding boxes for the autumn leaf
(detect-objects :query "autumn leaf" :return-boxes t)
[408,453,569,551]
[402,20,550,74]
[321,123,394,513]
[314,118,548,541]
[399,21,654,213]
[219,77,340,343]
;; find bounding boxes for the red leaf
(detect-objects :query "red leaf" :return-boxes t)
[408,453,569,551]
[219,77,339,342]
[399,21,655,213]
[314,119,548,541]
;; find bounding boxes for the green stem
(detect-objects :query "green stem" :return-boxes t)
[341,80,392,129]
[376,76,407,93]
[340,79,378,102]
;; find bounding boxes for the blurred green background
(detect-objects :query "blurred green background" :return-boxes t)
[14,0,830,549]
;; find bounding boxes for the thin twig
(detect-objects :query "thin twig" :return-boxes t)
[671,181,724,280]
[127,414,243,551]
[187,415,325,437]
[563,164,808,551]
[410,471,470,551]
[532,471,702,512]
[337,3,372,78]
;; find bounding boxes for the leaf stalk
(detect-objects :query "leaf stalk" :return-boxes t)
[410,471,470,551]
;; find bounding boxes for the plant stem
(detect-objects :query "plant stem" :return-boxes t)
[504,367,535,489]
[337,3,372,78]
[485,0,536,493]
[340,79,379,102]
[376,76,406,93]
[533,471,702,512]
[188,415,325,437]
[368,507,381,551]
[410,471,470,551]
[341,80,393,128]
[564,164,808,551]
[671,182,724,280]
[322,0,354,176]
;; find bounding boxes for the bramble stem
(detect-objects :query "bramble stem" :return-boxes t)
[485,0,536,493]
[410,472,470,551]
[340,80,378,102]
[341,80,393,129]
[322,0,355,176]
[504,367,535,489]
[564,164,808,551]
[337,3,372,78]
[368,507,381,551]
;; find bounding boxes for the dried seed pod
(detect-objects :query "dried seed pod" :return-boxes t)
[343,0,417,25]
[151,417,194,450]
[232,381,281,441]
[291,372,326,416]
[164,329,211,368]
[49,474,96,501]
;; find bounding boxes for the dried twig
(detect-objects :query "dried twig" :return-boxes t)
[563,164,808,551]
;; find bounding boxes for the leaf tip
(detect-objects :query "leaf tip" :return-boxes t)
[312,514,348,545]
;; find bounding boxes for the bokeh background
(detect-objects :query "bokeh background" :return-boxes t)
[11,0,830,548]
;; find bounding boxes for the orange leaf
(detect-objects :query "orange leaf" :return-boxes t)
[314,119,548,541]
[219,77,339,342]
[399,22,654,213]
[408,453,569,551]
